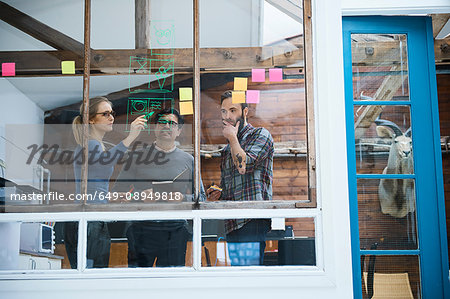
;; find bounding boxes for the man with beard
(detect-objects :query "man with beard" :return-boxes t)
[207,90,274,265]
[113,108,205,267]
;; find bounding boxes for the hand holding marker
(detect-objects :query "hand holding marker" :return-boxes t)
[143,111,154,128]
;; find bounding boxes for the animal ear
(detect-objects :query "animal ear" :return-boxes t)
[376,126,394,138]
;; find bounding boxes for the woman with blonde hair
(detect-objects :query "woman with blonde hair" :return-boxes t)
[65,96,146,269]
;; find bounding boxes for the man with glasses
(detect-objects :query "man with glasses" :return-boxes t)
[113,108,206,267]
[207,90,274,266]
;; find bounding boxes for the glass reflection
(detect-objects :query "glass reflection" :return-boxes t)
[351,34,409,101]
[201,218,315,267]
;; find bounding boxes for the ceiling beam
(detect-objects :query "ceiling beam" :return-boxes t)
[354,65,406,140]
[0,1,86,57]
[432,14,450,39]
[0,37,448,77]
[0,46,293,76]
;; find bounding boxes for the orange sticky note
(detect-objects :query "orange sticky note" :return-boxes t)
[61,61,75,74]
[232,91,246,103]
[179,101,193,115]
[234,77,247,91]
[179,87,192,101]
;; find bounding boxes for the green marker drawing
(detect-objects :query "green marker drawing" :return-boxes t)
[143,111,154,128]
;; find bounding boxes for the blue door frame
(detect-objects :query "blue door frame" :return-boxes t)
[343,16,449,299]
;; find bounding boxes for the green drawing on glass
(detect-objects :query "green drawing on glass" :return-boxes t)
[150,20,175,56]
[143,111,155,128]
[151,58,174,92]
[129,56,152,93]
[126,97,175,133]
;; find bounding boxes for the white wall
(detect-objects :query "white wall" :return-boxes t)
[0,79,44,188]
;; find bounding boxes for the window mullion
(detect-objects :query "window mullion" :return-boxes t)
[80,0,91,204]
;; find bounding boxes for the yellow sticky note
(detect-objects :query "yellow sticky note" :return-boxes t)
[179,101,193,115]
[232,91,246,103]
[234,77,247,91]
[61,61,75,74]
[179,87,192,101]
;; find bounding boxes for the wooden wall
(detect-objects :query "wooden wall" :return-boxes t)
[199,75,309,201]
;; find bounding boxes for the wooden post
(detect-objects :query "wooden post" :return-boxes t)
[303,0,316,204]
[81,0,92,206]
[193,0,200,203]
[135,0,151,49]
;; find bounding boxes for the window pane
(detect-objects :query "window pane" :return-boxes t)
[351,34,409,101]
[201,217,315,267]
[358,179,417,250]
[0,0,85,212]
[86,220,193,268]
[200,1,308,204]
[360,255,421,299]
[354,105,414,175]
[0,221,76,270]
[82,0,199,210]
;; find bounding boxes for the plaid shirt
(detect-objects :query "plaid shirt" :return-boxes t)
[220,123,274,233]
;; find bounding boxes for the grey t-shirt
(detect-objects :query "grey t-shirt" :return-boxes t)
[113,144,206,202]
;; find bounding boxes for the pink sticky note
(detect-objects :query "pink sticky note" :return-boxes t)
[269,68,283,82]
[252,69,265,82]
[246,90,260,104]
[2,63,15,77]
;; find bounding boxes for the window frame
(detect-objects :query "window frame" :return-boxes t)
[0,0,331,279]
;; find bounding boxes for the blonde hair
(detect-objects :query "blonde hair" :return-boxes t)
[72,96,112,145]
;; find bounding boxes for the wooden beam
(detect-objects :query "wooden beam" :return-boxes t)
[303,0,316,203]
[135,0,151,49]
[354,65,405,140]
[432,14,450,39]
[0,1,86,57]
[351,41,407,66]
[193,0,201,203]
[0,47,284,76]
[435,37,450,63]
[1,37,448,76]
[81,0,92,205]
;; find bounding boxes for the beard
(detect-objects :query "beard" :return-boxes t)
[223,116,245,133]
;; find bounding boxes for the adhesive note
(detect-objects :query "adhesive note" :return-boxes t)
[234,77,247,91]
[179,101,193,115]
[251,68,265,82]
[232,91,246,104]
[61,61,75,74]
[271,217,286,230]
[179,87,192,101]
[246,90,260,104]
[269,68,283,82]
[1,63,15,77]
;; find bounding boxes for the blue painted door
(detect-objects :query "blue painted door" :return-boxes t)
[343,16,449,299]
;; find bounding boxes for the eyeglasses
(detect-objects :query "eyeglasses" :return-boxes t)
[157,119,178,126]
[96,111,116,118]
